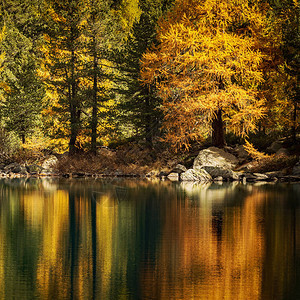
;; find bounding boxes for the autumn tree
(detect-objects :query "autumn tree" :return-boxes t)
[141,0,276,149]
[43,0,87,154]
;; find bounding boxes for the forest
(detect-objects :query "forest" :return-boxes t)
[0,0,299,172]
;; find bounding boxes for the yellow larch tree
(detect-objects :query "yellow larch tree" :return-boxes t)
[0,25,6,105]
[141,0,276,150]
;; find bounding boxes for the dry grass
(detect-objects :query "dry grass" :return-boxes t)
[55,143,179,175]
[249,154,298,173]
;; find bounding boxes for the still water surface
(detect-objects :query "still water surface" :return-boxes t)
[0,178,299,300]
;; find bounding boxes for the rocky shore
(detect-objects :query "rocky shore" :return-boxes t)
[1,145,300,183]
[164,146,300,183]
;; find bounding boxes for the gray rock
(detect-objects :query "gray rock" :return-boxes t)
[202,166,239,180]
[171,164,187,174]
[242,173,258,182]
[4,163,22,173]
[42,155,58,172]
[292,161,300,175]
[253,173,269,180]
[265,171,283,178]
[193,147,238,171]
[167,172,179,181]
[242,172,270,182]
[181,169,212,182]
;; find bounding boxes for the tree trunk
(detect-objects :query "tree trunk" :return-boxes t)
[212,109,225,147]
[291,100,297,143]
[69,24,80,155]
[145,96,153,147]
[91,36,98,154]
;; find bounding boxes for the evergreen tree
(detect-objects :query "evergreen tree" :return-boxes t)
[114,0,174,146]
[0,0,45,143]
[44,0,86,154]
[83,0,126,153]
[269,0,299,141]
[2,25,44,143]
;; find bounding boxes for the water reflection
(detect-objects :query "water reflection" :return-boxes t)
[0,178,299,299]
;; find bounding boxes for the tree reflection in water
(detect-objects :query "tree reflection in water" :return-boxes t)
[0,178,299,299]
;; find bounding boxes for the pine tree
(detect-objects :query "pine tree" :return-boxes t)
[83,0,128,153]
[44,0,86,154]
[269,0,299,141]
[0,1,45,143]
[114,0,174,146]
[141,0,277,150]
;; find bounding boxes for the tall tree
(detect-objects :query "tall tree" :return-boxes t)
[83,0,128,153]
[141,0,277,149]
[44,0,86,154]
[0,1,45,143]
[269,0,299,141]
[114,0,174,146]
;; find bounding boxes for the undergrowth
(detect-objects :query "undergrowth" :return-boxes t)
[249,154,298,173]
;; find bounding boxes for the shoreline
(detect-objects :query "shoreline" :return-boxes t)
[1,171,300,183]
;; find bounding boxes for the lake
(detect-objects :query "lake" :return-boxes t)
[0,178,299,299]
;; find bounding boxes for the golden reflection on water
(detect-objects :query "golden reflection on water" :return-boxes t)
[36,190,70,299]
[139,186,265,300]
[0,179,299,299]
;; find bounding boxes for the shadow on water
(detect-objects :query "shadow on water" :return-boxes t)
[0,178,299,299]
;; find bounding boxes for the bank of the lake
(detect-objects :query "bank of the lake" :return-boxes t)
[1,144,300,183]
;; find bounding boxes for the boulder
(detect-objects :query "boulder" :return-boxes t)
[193,147,238,171]
[202,166,240,180]
[171,164,187,174]
[181,169,212,182]
[42,155,58,172]
[167,172,179,181]
[253,173,269,181]
[265,171,282,179]
[292,159,300,176]
[242,172,269,182]
[4,163,22,174]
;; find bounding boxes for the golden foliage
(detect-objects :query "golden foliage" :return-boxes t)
[0,25,7,102]
[141,0,278,149]
[243,140,271,160]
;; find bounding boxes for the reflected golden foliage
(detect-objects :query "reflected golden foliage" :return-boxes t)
[0,180,298,299]
[0,231,4,299]
[96,195,118,296]
[141,188,266,299]
[36,190,70,299]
